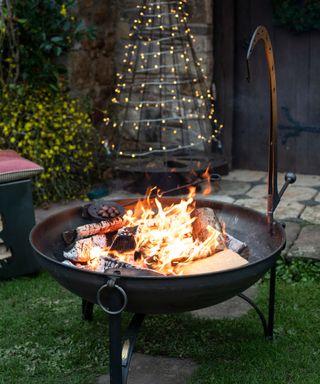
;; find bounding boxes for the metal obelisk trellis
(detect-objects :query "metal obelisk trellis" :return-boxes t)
[105,0,223,189]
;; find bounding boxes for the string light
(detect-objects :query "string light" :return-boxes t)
[105,0,223,159]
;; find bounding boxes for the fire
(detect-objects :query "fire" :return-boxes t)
[201,167,211,195]
[99,187,225,275]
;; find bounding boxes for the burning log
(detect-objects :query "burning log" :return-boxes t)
[192,207,226,251]
[63,235,108,262]
[192,207,248,258]
[106,267,164,277]
[227,234,249,259]
[103,255,136,270]
[179,249,248,275]
[110,226,139,252]
[62,216,124,245]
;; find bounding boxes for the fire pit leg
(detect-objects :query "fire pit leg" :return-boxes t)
[109,311,124,383]
[108,312,146,384]
[82,299,94,321]
[121,313,146,383]
[238,264,277,339]
[267,265,277,339]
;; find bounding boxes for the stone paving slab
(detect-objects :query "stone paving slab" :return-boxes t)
[300,205,320,224]
[275,201,306,220]
[223,169,267,183]
[35,200,85,223]
[214,180,252,196]
[234,198,305,220]
[96,353,198,384]
[287,225,320,261]
[234,198,266,214]
[263,173,320,188]
[190,285,257,320]
[282,222,301,255]
[246,184,318,202]
[201,194,235,203]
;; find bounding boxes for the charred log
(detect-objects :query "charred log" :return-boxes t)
[110,226,139,252]
[63,235,108,262]
[62,216,124,245]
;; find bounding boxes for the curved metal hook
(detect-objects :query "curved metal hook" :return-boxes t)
[246,26,296,228]
[246,26,279,226]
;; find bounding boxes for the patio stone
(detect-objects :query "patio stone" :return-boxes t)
[263,173,320,188]
[247,185,317,202]
[190,285,257,320]
[201,194,235,203]
[105,190,143,200]
[300,205,320,224]
[213,180,252,196]
[96,353,198,384]
[275,201,305,220]
[293,174,320,188]
[35,200,85,223]
[282,222,301,255]
[287,225,320,261]
[223,169,267,183]
[234,198,304,220]
[234,198,266,214]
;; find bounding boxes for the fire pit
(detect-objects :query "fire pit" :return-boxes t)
[30,26,297,383]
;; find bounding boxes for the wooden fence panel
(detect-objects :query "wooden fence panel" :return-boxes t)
[215,0,320,174]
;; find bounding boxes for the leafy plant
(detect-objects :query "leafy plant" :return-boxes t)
[0,87,101,204]
[276,257,320,283]
[0,0,95,88]
[273,0,320,32]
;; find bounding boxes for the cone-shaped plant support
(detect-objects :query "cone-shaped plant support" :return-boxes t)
[104,0,224,191]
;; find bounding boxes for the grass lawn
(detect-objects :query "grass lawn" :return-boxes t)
[0,271,319,384]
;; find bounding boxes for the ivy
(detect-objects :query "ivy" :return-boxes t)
[276,257,320,283]
[273,0,320,32]
[0,0,95,89]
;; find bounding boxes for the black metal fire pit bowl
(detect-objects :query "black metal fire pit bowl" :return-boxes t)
[30,197,286,384]
[30,198,285,314]
[30,26,297,384]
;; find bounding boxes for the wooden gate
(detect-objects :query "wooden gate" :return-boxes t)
[214,0,320,174]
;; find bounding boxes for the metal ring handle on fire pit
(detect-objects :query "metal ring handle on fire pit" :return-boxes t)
[97,280,128,315]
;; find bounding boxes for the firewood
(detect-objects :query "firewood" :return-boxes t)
[103,255,137,270]
[192,207,226,250]
[63,235,108,262]
[105,267,165,277]
[226,234,249,259]
[180,249,248,275]
[110,226,139,252]
[62,216,124,244]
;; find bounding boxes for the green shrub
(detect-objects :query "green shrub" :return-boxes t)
[0,0,94,88]
[276,257,320,283]
[273,0,320,32]
[0,87,100,204]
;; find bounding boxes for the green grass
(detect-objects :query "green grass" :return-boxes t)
[0,272,319,384]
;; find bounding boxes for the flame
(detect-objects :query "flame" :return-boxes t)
[201,167,211,195]
[101,187,224,275]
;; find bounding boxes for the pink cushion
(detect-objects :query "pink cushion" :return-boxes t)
[0,150,43,183]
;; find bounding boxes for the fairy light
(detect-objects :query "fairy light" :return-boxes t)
[104,0,223,159]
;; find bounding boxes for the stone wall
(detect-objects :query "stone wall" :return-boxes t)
[69,0,214,125]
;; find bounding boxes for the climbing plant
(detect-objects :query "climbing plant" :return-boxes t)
[0,0,94,89]
[273,0,320,32]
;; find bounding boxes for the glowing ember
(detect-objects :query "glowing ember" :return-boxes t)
[96,187,225,275]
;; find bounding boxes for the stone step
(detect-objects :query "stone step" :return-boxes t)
[190,285,257,320]
[96,353,198,384]
[287,225,320,261]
